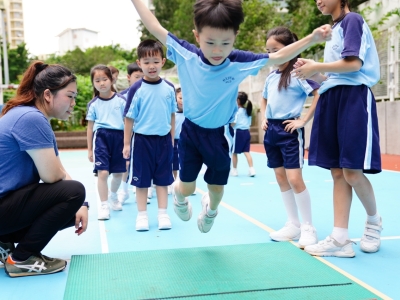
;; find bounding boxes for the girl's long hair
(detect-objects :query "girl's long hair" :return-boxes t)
[2,61,76,116]
[266,27,300,91]
[238,91,252,117]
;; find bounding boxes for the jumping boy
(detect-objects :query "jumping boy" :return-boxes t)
[129,0,331,233]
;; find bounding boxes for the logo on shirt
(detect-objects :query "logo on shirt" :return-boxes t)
[223,76,235,84]
[114,106,121,110]
[133,176,139,181]
[332,44,339,51]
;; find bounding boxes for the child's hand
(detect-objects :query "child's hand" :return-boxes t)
[291,58,318,80]
[311,24,332,43]
[88,150,93,162]
[123,145,130,160]
[261,119,268,131]
[283,119,306,133]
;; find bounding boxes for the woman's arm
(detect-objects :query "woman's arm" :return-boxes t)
[130,0,168,45]
[26,148,66,183]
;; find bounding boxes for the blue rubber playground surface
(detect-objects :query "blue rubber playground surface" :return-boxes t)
[0,149,399,299]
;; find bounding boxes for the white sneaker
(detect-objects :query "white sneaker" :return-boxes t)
[117,190,129,205]
[197,193,218,233]
[147,187,153,199]
[304,236,356,258]
[269,222,301,242]
[136,214,149,231]
[167,185,173,195]
[173,196,192,221]
[192,189,197,195]
[230,168,238,176]
[98,203,110,220]
[360,218,382,253]
[249,167,256,177]
[298,223,318,248]
[132,186,136,194]
[109,198,122,211]
[158,214,172,230]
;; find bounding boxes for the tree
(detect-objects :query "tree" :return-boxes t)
[0,42,33,83]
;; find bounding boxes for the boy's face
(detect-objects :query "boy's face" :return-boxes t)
[193,26,237,66]
[137,53,166,82]
[127,70,144,86]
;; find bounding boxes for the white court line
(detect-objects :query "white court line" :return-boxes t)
[196,188,392,300]
[94,178,109,254]
[351,236,400,242]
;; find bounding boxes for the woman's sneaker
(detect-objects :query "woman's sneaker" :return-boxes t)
[5,254,67,277]
[0,241,15,264]
[360,218,383,253]
[298,223,318,249]
[269,222,301,242]
[304,236,356,258]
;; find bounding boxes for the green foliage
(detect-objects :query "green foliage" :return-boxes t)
[0,42,33,83]
[3,88,16,103]
[45,45,137,76]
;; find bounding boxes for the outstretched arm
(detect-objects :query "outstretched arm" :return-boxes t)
[131,0,168,45]
[267,24,332,67]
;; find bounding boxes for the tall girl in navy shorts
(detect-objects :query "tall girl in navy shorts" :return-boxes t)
[231,92,255,177]
[293,0,383,258]
[86,65,127,221]
[262,27,320,249]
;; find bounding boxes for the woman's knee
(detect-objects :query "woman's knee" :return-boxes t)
[62,180,86,204]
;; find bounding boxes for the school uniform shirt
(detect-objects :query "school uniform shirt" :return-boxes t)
[319,12,380,94]
[174,111,185,139]
[0,106,58,198]
[86,93,126,132]
[233,108,251,130]
[166,32,269,129]
[262,71,319,119]
[124,78,176,136]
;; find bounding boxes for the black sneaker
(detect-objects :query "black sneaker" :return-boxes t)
[5,253,67,277]
[0,241,15,264]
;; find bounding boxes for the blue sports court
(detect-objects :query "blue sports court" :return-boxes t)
[1,149,399,299]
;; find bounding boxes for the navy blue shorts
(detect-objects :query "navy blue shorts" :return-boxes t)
[233,129,251,154]
[129,133,174,188]
[263,119,304,169]
[173,139,179,171]
[178,119,233,185]
[93,128,126,173]
[309,85,381,174]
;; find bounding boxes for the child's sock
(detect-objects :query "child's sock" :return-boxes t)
[367,212,381,225]
[281,189,300,227]
[109,191,117,200]
[138,211,148,217]
[294,188,312,225]
[206,206,217,217]
[158,208,167,215]
[122,181,129,193]
[331,227,349,244]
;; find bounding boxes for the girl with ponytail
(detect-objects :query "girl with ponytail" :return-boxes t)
[261,27,320,249]
[230,91,256,177]
[0,61,87,277]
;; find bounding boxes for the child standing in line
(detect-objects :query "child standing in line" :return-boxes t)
[108,65,121,93]
[123,40,176,231]
[293,0,382,257]
[130,0,331,233]
[86,65,127,220]
[118,63,144,203]
[172,87,184,183]
[261,27,320,248]
[230,91,256,177]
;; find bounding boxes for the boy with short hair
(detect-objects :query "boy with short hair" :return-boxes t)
[123,39,176,231]
[129,0,331,233]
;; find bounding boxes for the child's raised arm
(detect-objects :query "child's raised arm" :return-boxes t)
[267,24,332,67]
[130,0,168,45]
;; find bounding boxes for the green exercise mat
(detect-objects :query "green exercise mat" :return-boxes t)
[64,242,381,300]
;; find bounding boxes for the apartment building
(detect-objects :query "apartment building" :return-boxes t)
[0,0,24,49]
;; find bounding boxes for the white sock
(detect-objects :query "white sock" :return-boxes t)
[294,188,312,225]
[281,189,300,227]
[331,227,349,244]
[138,211,147,217]
[122,181,129,192]
[207,206,217,216]
[173,180,187,203]
[109,191,117,200]
[367,212,380,225]
[101,200,108,206]
[158,208,167,215]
